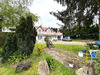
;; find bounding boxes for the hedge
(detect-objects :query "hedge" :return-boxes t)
[0,32,8,47]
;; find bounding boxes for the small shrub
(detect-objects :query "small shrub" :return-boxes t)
[44,37,49,42]
[15,61,31,72]
[46,56,56,71]
[53,39,57,41]
[37,45,43,55]
[8,51,27,64]
[44,37,49,47]
[2,33,17,61]
[94,52,100,75]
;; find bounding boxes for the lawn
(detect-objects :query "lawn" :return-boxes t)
[54,44,86,53]
[0,44,76,75]
[72,39,89,43]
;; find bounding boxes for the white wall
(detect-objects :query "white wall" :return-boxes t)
[2,27,15,32]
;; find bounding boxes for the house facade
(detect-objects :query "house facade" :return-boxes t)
[35,26,63,41]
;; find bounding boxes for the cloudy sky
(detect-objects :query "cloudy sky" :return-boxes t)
[28,0,66,28]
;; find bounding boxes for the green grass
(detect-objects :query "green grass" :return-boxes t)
[54,44,86,53]
[72,39,89,43]
[0,44,76,75]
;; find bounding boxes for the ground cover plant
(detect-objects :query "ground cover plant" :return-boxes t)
[0,44,76,75]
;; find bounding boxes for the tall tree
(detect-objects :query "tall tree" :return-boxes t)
[51,0,100,40]
[0,0,34,27]
[16,16,37,55]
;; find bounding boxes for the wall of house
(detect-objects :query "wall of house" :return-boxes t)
[36,26,63,42]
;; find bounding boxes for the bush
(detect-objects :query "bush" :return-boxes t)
[16,16,37,55]
[94,52,100,75]
[0,32,8,47]
[53,39,57,41]
[36,45,43,55]
[44,37,49,42]
[8,51,27,64]
[46,56,56,71]
[2,33,17,61]
[44,37,50,48]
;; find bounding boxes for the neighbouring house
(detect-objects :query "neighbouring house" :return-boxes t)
[35,26,63,41]
[2,27,16,32]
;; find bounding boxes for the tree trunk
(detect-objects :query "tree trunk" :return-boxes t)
[99,9,100,41]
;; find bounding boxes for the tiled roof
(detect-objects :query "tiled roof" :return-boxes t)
[34,26,54,32]
[34,26,63,36]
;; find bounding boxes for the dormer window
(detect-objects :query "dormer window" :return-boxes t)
[39,30,41,33]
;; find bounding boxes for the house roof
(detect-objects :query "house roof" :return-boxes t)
[34,26,63,36]
[34,26,54,32]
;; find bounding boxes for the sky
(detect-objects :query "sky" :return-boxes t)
[28,0,66,28]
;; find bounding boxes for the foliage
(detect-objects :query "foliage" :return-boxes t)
[0,48,2,58]
[46,56,56,71]
[51,28,58,32]
[53,39,57,41]
[16,16,37,55]
[51,0,100,40]
[44,37,49,48]
[44,37,54,48]
[0,44,76,75]
[0,32,8,47]
[8,51,27,64]
[95,52,100,75]
[2,33,17,61]
[60,25,99,40]
[15,61,31,72]
[44,37,49,42]
[36,45,43,55]
[0,0,36,27]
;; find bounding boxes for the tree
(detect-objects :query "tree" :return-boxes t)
[16,16,37,55]
[2,33,17,61]
[51,0,100,40]
[0,0,34,27]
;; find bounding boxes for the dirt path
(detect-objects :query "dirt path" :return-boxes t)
[44,47,85,69]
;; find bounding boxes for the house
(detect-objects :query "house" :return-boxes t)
[35,26,63,41]
[1,25,63,41]
[2,27,15,32]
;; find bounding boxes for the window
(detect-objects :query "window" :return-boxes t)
[38,28,42,33]
[39,30,41,33]
[47,29,51,33]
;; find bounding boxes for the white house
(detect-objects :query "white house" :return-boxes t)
[2,27,15,32]
[1,25,63,41]
[35,26,63,41]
